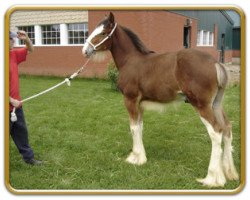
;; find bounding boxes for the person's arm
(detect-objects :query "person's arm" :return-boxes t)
[9,97,22,108]
[17,30,34,53]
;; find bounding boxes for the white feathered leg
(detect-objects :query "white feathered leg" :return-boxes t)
[197,117,226,187]
[222,133,239,181]
[126,120,147,165]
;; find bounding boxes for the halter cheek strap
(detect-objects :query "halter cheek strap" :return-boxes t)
[87,23,117,51]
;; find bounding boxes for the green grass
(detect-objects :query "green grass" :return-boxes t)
[9,76,242,191]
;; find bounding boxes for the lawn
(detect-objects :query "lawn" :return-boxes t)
[8,75,242,192]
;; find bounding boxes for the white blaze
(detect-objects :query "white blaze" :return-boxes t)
[82,25,104,54]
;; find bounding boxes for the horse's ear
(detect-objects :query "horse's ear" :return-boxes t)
[108,12,115,23]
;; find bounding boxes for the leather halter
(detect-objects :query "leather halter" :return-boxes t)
[87,23,117,51]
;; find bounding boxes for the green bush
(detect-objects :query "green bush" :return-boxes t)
[107,60,119,91]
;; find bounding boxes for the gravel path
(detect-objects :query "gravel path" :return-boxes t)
[224,63,241,85]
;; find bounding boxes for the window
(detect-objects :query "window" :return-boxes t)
[16,23,88,46]
[41,24,60,45]
[68,23,88,44]
[209,32,214,46]
[18,26,35,45]
[203,31,208,45]
[197,30,214,46]
[197,30,201,45]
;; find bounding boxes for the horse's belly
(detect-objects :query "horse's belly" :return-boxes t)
[140,92,186,112]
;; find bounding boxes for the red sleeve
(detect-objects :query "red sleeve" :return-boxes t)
[15,48,28,64]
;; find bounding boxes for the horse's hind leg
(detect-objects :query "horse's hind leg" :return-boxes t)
[124,96,147,165]
[213,90,239,181]
[196,106,226,187]
[221,110,239,181]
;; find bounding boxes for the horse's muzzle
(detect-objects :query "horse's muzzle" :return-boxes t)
[82,44,94,58]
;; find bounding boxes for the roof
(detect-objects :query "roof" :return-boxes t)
[226,10,241,27]
[220,10,234,25]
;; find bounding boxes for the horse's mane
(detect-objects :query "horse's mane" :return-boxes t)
[121,26,155,55]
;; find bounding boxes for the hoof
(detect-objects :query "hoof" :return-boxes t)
[126,152,147,165]
[223,167,239,181]
[197,173,226,187]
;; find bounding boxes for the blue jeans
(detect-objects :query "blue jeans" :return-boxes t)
[9,108,34,161]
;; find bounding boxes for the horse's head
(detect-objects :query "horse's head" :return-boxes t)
[82,12,117,58]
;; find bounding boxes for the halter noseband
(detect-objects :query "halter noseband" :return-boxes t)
[87,23,117,51]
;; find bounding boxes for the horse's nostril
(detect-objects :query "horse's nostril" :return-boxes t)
[82,48,87,56]
[83,52,88,57]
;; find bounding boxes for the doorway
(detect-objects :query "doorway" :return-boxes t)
[183,26,191,48]
[220,33,226,63]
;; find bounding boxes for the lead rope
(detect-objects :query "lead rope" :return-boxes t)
[10,58,91,122]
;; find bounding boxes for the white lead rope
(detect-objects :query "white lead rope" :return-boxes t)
[10,58,91,122]
[22,79,70,103]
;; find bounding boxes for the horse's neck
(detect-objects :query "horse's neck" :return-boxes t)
[110,26,139,69]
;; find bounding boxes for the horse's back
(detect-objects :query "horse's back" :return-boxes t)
[177,49,217,69]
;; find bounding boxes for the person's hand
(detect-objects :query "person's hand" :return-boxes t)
[10,98,22,108]
[17,30,29,41]
[17,30,34,52]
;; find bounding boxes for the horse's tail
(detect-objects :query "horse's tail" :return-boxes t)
[215,63,228,89]
[213,63,229,127]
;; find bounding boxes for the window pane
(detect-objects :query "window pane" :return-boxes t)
[209,32,213,45]
[74,31,78,37]
[79,31,84,37]
[197,30,200,45]
[80,38,84,44]
[68,23,88,44]
[73,38,78,44]
[41,25,60,45]
[52,32,57,38]
[203,31,208,45]
[79,24,84,30]
[69,31,73,37]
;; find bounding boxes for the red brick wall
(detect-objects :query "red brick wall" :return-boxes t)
[224,50,233,63]
[89,10,195,53]
[232,50,241,57]
[18,11,233,78]
[18,46,108,78]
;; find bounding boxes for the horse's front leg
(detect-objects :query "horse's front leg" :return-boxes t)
[124,96,147,165]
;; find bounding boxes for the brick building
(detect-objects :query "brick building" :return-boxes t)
[9,9,239,78]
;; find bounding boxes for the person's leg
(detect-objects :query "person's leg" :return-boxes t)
[10,108,34,161]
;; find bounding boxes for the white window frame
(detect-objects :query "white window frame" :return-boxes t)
[60,24,68,45]
[197,30,214,47]
[209,32,214,46]
[67,23,88,45]
[41,24,61,46]
[35,25,42,46]
[15,23,88,47]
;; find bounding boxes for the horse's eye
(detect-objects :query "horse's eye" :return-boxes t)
[101,32,106,36]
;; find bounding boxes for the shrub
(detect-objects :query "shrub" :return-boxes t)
[107,60,119,91]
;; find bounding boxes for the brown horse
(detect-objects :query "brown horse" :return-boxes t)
[82,12,238,187]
